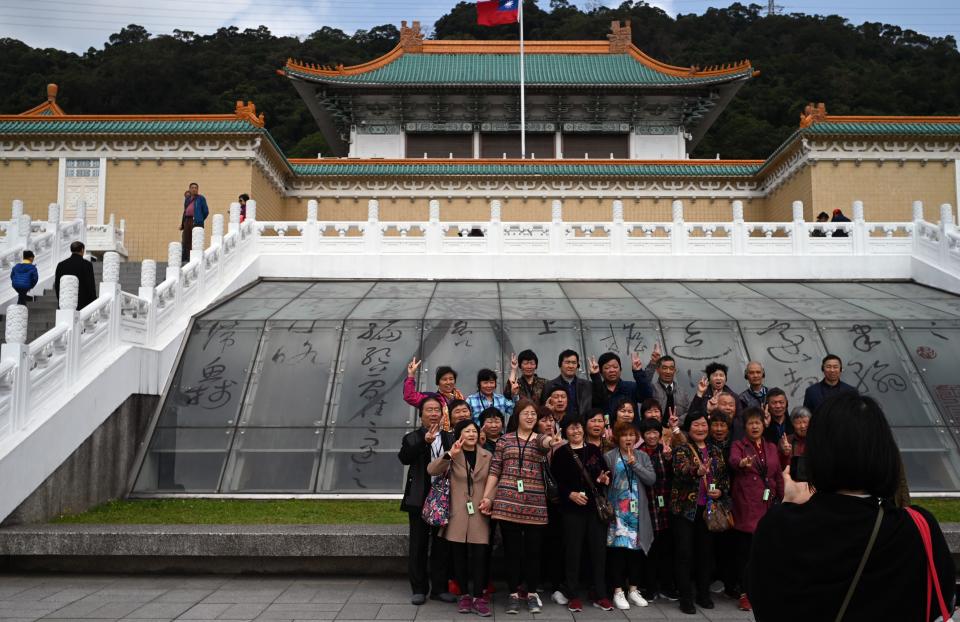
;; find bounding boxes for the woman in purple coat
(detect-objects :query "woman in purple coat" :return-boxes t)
[729,407,783,612]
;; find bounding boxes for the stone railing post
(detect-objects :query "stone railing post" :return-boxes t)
[77,199,87,245]
[611,200,626,255]
[549,199,563,254]
[191,226,206,295]
[792,200,807,255]
[47,203,62,265]
[100,251,122,348]
[364,199,380,254]
[166,241,183,310]
[731,200,746,255]
[18,214,32,247]
[211,214,224,248]
[138,260,158,345]
[305,199,320,252]
[229,202,241,236]
[1,305,31,431]
[245,199,257,253]
[246,199,257,223]
[56,275,81,384]
[8,200,24,241]
[487,199,504,255]
[851,200,866,255]
[911,200,924,256]
[941,203,955,266]
[426,199,442,254]
[671,200,686,254]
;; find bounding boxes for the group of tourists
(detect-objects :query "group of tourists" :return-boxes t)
[397,344,882,617]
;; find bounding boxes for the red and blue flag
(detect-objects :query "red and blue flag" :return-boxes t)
[477,0,519,26]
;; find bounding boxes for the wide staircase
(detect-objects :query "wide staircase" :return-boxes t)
[0,261,165,343]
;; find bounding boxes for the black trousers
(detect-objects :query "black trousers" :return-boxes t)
[673,507,715,605]
[15,289,29,305]
[407,511,450,596]
[181,216,197,263]
[645,528,676,595]
[500,521,544,594]
[715,528,739,592]
[607,546,645,592]
[540,506,565,591]
[562,510,606,599]
[732,530,753,597]
[451,542,489,597]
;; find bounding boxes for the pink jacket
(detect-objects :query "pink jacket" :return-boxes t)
[402,376,464,430]
[730,437,784,533]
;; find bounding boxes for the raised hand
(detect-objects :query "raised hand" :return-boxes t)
[631,351,643,371]
[763,403,771,427]
[624,451,636,465]
[780,434,792,456]
[667,407,679,429]
[407,356,421,378]
[697,375,709,397]
[449,438,463,458]
[510,379,521,395]
[424,422,440,444]
[596,470,611,486]
[588,356,600,375]
[707,394,719,413]
[649,341,662,366]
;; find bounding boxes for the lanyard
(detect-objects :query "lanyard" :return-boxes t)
[749,440,768,479]
[465,453,475,497]
[516,432,534,472]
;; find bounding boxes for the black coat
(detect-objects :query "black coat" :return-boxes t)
[802,380,858,413]
[543,374,593,420]
[54,254,97,310]
[398,427,452,513]
[748,493,955,622]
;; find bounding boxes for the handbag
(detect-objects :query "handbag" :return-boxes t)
[906,507,955,622]
[421,466,451,527]
[570,447,614,523]
[835,505,884,622]
[541,458,561,504]
[688,443,733,532]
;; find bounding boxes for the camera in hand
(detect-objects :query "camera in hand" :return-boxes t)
[790,455,809,483]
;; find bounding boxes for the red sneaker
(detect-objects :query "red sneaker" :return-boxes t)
[593,598,614,611]
[448,580,461,596]
[485,581,496,595]
[738,594,752,611]
[567,598,583,612]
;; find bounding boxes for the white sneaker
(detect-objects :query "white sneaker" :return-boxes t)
[550,590,568,605]
[612,590,630,610]
[710,580,724,594]
[627,589,648,607]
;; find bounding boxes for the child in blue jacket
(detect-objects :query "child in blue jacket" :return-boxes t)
[10,250,39,305]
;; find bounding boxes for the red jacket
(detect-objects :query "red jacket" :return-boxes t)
[730,437,784,533]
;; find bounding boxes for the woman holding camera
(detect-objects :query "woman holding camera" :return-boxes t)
[748,394,955,621]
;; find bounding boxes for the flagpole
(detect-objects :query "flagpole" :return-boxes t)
[518,0,526,159]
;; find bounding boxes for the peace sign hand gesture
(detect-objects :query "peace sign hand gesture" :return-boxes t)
[510,352,519,371]
[667,407,679,429]
[763,403,771,427]
[707,394,719,413]
[407,357,421,378]
[649,341,662,366]
[596,470,611,486]
[631,352,643,371]
[697,375,709,397]
[588,356,600,375]
[449,438,463,458]
[424,422,440,444]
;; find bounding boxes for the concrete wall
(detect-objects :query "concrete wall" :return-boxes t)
[249,165,284,221]
[0,160,59,220]
[631,132,685,159]
[811,160,956,222]
[1,394,159,526]
[766,165,813,221]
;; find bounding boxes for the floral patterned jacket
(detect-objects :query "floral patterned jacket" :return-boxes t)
[670,436,731,522]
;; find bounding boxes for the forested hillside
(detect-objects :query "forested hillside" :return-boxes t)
[1,0,957,159]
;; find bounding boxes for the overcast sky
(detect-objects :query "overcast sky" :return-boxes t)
[1,0,956,53]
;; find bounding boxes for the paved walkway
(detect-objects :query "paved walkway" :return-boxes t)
[0,575,755,621]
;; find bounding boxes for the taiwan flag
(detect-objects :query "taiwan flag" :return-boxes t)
[477,0,519,26]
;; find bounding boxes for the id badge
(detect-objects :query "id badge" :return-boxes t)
[466,501,476,515]
[629,499,638,513]
[762,488,770,502]
[517,479,524,493]
[657,495,665,508]
[709,483,717,492]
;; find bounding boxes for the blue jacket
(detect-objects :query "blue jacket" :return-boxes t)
[10,262,39,291]
[589,368,655,417]
[802,379,857,413]
[184,194,209,227]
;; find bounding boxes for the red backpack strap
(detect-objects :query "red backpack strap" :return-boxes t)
[906,507,951,621]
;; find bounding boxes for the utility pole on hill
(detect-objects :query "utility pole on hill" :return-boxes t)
[767,0,783,16]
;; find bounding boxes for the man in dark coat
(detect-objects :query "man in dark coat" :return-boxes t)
[54,241,97,309]
[803,354,857,413]
[398,396,454,605]
[542,349,593,419]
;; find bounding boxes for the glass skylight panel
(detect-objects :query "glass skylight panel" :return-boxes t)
[236,281,312,299]
[420,320,504,393]
[500,297,578,320]
[581,320,661,362]
[498,282,564,298]
[805,282,899,298]
[570,298,655,320]
[560,282,633,298]
[269,297,360,320]
[740,282,832,299]
[622,282,699,299]
[642,298,730,320]
[706,298,809,321]
[202,297,290,321]
[683,282,761,299]
[843,299,960,320]
[775,298,883,320]
[435,282,499,298]
[738,320,825,403]
[302,282,374,298]
[368,281,436,298]
[659,320,750,394]
[349,298,429,319]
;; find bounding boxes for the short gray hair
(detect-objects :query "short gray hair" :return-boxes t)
[790,406,812,422]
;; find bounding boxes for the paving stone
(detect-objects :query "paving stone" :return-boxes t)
[375,604,420,620]
[125,602,195,619]
[257,604,341,619]
[202,592,283,605]
[216,604,269,620]
[177,603,232,620]
[334,603,380,620]
[154,591,214,604]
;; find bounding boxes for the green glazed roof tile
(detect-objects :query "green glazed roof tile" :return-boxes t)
[290,162,762,177]
[286,53,754,86]
[802,121,960,135]
[0,119,261,134]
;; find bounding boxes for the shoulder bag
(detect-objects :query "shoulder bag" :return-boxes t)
[421,462,451,527]
[835,504,884,622]
[570,447,614,523]
[541,449,561,504]
[905,507,955,622]
[688,443,734,532]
